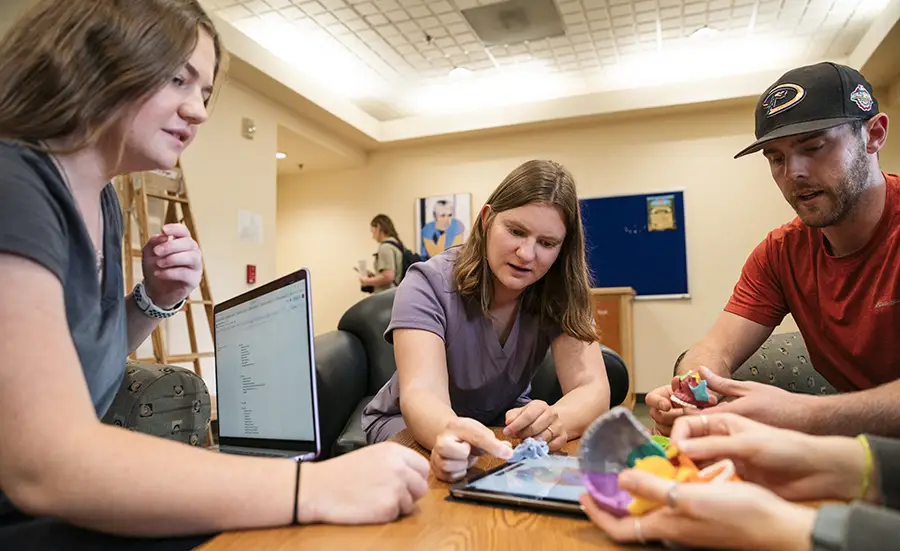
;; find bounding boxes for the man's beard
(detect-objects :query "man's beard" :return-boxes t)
[794,143,870,228]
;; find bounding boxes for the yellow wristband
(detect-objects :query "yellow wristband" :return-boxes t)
[856,434,873,501]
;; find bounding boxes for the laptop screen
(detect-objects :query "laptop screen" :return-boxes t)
[214,275,316,444]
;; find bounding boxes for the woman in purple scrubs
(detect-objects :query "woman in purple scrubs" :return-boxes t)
[363,159,611,481]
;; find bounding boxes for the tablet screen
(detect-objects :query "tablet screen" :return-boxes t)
[464,455,585,503]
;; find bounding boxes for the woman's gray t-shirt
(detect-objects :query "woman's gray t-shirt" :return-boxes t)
[0,140,126,521]
[361,247,561,443]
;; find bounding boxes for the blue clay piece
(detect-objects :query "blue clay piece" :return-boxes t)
[690,380,710,402]
[510,437,550,462]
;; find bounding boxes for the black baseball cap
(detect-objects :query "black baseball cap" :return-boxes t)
[734,62,879,159]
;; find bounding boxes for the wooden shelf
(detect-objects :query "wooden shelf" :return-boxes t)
[590,287,636,410]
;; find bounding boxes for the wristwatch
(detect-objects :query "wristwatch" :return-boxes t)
[133,281,185,319]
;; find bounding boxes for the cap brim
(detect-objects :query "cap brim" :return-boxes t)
[733,117,860,159]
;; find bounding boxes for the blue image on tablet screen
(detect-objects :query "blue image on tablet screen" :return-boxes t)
[467,455,585,502]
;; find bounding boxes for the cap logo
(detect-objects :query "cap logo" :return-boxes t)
[762,83,806,117]
[850,84,873,111]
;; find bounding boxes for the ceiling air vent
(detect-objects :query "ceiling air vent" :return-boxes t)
[461,0,566,47]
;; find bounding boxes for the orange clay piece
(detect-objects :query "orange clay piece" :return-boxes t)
[626,446,740,515]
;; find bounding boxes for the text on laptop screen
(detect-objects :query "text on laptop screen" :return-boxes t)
[214,281,314,441]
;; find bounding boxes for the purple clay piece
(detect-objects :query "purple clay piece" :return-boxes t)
[578,407,657,516]
[582,472,633,517]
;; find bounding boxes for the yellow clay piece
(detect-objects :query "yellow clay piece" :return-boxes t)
[625,450,741,516]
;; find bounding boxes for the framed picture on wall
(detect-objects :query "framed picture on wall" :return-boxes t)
[415,193,472,260]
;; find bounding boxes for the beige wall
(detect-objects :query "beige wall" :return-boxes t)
[881,87,900,172]
[278,102,786,394]
[278,95,900,394]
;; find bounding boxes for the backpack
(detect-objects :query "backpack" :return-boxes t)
[384,240,422,282]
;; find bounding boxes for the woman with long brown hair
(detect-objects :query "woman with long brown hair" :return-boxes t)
[362,160,612,481]
[0,0,426,544]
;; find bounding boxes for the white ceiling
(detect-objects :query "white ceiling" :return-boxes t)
[207,0,890,122]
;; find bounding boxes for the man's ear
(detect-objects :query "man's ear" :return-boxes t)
[866,113,889,155]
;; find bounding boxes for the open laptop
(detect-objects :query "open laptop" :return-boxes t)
[209,268,321,461]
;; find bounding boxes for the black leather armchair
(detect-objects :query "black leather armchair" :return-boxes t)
[313,288,631,459]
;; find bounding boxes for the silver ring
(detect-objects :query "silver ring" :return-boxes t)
[634,517,646,544]
[666,482,679,509]
[700,415,709,434]
[546,426,555,440]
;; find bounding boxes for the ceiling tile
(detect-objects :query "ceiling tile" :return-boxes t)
[568,22,590,33]
[558,1,582,14]
[354,2,378,15]
[407,5,431,17]
[280,6,304,19]
[429,0,455,14]
[366,13,389,25]
[298,1,327,15]
[386,9,411,22]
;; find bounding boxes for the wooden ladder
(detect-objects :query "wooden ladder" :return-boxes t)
[115,162,215,375]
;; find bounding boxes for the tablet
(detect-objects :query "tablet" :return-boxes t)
[449,455,586,515]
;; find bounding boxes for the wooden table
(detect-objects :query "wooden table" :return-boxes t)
[199,429,664,551]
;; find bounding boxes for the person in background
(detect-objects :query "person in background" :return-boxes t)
[582,412,900,551]
[647,62,900,438]
[359,214,404,293]
[0,0,427,545]
[362,160,612,482]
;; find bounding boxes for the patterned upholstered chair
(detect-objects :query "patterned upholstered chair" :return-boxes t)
[673,331,836,395]
[101,360,212,446]
[733,331,836,395]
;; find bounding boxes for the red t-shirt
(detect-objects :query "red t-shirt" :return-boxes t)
[725,172,900,392]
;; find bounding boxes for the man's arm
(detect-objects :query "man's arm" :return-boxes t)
[805,382,900,437]
[675,311,775,377]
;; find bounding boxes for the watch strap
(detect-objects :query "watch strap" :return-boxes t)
[133,281,184,319]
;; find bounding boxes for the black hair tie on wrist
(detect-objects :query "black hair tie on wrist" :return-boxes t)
[292,460,302,525]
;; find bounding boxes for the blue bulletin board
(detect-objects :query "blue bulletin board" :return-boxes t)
[580,191,689,299]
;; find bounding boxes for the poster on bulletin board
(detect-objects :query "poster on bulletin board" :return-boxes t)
[580,190,689,299]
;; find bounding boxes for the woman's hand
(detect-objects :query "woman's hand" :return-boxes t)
[431,418,513,482]
[671,412,866,502]
[580,470,816,551]
[503,400,567,451]
[141,223,202,308]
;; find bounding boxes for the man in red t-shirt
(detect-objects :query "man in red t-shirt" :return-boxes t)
[648,62,900,438]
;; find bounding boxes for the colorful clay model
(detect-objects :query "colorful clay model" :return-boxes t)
[579,407,657,517]
[627,445,740,515]
[671,371,712,408]
[579,407,740,518]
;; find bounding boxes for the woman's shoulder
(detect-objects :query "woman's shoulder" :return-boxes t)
[0,140,50,176]
[396,247,462,302]
[377,237,401,251]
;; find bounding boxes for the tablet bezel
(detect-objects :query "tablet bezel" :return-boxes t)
[448,457,587,516]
